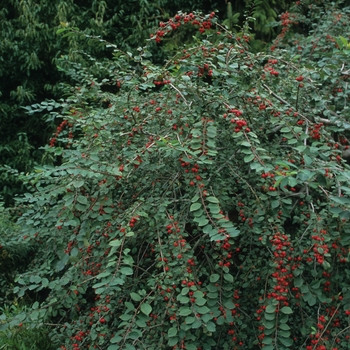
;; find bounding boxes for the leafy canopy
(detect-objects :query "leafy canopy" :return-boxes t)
[2,2,350,349]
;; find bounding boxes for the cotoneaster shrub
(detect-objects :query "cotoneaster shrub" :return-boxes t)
[1,3,350,350]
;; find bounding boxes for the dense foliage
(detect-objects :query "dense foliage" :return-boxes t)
[0,0,294,206]
[0,205,32,302]
[1,1,350,349]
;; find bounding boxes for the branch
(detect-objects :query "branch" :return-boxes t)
[168,83,192,107]
[262,83,336,126]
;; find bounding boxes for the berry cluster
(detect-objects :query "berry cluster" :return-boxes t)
[49,119,73,147]
[309,123,323,140]
[197,63,213,78]
[267,232,293,304]
[263,58,280,77]
[129,216,139,228]
[226,109,250,133]
[271,12,298,51]
[151,12,216,43]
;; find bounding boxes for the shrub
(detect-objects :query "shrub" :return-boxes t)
[2,3,350,349]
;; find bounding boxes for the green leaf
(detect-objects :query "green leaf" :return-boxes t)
[193,291,204,298]
[271,200,279,209]
[316,173,327,186]
[127,330,141,340]
[279,337,293,347]
[279,330,291,338]
[185,316,196,324]
[109,167,122,176]
[303,155,313,166]
[190,202,201,211]
[208,204,220,214]
[265,304,276,313]
[130,292,142,302]
[29,276,41,284]
[210,274,220,283]
[181,287,189,295]
[265,312,276,321]
[226,226,240,237]
[125,302,135,311]
[107,346,119,350]
[210,233,226,241]
[203,224,214,234]
[125,345,136,350]
[140,303,152,316]
[168,337,178,346]
[224,300,235,309]
[191,195,200,202]
[330,207,342,217]
[244,154,255,163]
[73,179,84,188]
[223,273,233,282]
[206,321,216,332]
[120,313,132,321]
[288,177,298,187]
[294,276,303,288]
[168,327,178,337]
[330,196,350,205]
[206,196,219,203]
[263,320,275,329]
[110,335,122,343]
[197,218,209,226]
[262,337,273,344]
[96,271,110,279]
[120,267,133,275]
[279,323,290,330]
[303,291,317,306]
[195,305,210,314]
[280,306,293,314]
[55,259,67,272]
[77,195,88,204]
[179,307,192,316]
[177,295,189,304]
[280,127,291,133]
[195,298,206,306]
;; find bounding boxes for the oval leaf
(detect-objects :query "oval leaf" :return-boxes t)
[190,202,201,212]
[140,303,152,315]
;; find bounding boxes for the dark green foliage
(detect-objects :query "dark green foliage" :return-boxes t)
[0,205,36,304]
[0,322,54,350]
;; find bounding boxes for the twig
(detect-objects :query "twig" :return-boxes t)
[263,83,337,126]
[312,304,341,350]
[168,83,191,107]
[227,164,264,208]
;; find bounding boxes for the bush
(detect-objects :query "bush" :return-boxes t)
[5,0,287,206]
[2,3,350,349]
